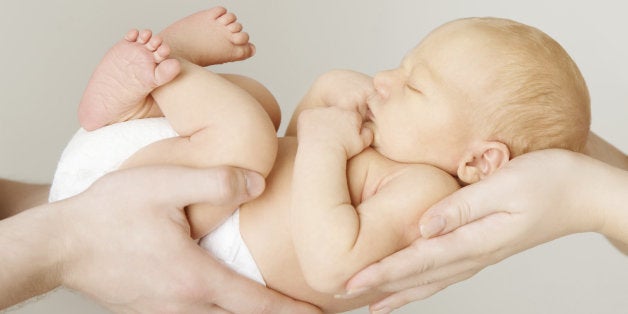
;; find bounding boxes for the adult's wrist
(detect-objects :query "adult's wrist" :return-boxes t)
[0,179,50,219]
[0,202,66,308]
[595,163,628,243]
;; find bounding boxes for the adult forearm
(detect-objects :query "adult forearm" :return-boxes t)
[584,132,628,170]
[0,179,50,219]
[0,203,64,309]
[583,133,628,253]
[595,163,628,251]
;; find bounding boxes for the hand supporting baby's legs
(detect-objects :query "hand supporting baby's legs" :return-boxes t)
[120,61,278,240]
[113,8,277,238]
[78,30,181,131]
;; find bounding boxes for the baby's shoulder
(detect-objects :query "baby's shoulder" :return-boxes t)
[349,148,460,202]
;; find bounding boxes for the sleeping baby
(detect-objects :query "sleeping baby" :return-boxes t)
[51,6,590,312]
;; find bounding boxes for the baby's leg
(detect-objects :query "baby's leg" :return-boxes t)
[158,6,280,128]
[123,59,278,177]
[219,74,281,131]
[159,6,255,67]
[78,30,180,131]
[120,61,278,238]
[119,18,277,238]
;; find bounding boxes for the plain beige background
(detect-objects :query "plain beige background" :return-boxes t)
[2,1,626,313]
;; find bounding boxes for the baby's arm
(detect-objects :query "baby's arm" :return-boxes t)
[285,70,374,136]
[291,107,458,293]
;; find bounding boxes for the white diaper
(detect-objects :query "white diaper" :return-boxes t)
[198,210,265,285]
[49,118,266,285]
[50,118,179,202]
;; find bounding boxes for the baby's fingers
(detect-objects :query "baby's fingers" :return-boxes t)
[360,126,374,149]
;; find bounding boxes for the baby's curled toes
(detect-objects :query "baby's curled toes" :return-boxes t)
[230,31,250,46]
[226,21,243,33]
[217,11,238,26]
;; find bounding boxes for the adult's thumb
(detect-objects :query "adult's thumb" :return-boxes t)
[175,166,265,207]
[111,165,266,209]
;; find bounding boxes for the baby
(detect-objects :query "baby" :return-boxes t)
[50,7,590,313]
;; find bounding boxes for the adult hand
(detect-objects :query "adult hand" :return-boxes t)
[344,149,627,313]
[1,165,319,313]
[62,165,320,313]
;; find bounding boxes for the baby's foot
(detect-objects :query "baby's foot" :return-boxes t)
[159,6,255,66]
[78,29,181,131]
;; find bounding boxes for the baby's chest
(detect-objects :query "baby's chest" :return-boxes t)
[346,148,407,205]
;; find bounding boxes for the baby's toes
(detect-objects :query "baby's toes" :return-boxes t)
[206,6,228,20]
[217,12,237,26]
[137,29,153,44]
[124,29,140,42]
[153,44,171,63]
[231,43,255,61]
[227,22,243,33]
[231,32,250,46]
[146,36,163,52]
[154,59,181,86]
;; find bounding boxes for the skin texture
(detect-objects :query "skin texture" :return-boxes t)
[0,165,320,313]
[30,6,313,312]
[344,145,628,313]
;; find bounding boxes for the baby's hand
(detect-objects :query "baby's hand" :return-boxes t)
[315,70,375,116]
[297,107,373,159]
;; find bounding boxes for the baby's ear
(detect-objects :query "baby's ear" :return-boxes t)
[456,141,510,184]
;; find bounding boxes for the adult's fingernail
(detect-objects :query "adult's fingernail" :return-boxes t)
[245,172,265,197]
[420,215,446,238]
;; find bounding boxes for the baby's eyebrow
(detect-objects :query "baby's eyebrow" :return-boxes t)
[408,63,431,85]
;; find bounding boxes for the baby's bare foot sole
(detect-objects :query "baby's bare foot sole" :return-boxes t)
[159,6,255,66]
[78,29,181,130]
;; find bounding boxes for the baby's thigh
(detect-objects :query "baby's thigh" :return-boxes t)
[220,73,281,130]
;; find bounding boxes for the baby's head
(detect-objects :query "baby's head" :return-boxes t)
[364,17,590,184]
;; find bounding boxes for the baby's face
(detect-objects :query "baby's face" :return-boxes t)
[364,21,497,173]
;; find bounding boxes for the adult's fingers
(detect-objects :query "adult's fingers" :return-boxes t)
[195,250,321,314]
[418,178,505,238]
[344,240,433,295]
[344,236,461,295]
[368,270,477,314]
[345,212,510,296]
[96,165,265,209]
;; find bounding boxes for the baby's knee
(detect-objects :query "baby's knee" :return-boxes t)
[220,73,281,130]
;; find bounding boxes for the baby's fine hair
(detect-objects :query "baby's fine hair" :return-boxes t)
[465,17,591,156]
